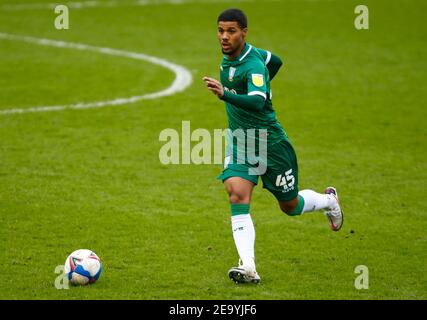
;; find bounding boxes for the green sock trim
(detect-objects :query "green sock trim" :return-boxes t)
[231,203,250,216]
[288,195,304,216]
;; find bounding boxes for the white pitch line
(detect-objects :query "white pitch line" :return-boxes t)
[1,0,127,10]
[0,32,193,115]
[0,0,253,11]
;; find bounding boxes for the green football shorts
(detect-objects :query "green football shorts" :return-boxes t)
[218,138,299,202]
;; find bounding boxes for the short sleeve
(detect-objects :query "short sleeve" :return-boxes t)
[256,48,272,66]
[246,60,267,100]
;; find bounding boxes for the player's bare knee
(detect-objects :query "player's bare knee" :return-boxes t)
[226,185,249,204]
[229,191,249,204]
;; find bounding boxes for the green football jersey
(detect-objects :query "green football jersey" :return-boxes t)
[220,43,287,145]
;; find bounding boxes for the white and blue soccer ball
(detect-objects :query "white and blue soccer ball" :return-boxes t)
[64,249,102,285]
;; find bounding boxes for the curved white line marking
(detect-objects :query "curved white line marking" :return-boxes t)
[0,32,193,115]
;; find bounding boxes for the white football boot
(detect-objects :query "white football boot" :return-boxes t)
[228,259,261,284]
[324,187,344,231]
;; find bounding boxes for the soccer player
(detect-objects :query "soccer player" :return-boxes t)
[203,8,343,284]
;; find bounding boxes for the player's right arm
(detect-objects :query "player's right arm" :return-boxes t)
[257,48,283,81]
[203,58,268,112]
[203,76,264,111]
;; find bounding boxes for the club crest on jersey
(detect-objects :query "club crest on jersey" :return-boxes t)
[228,67,236,82]
[251,74,264,87]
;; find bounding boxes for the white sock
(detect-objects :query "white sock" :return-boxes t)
[231,214,255,269]
[299,189,336,213]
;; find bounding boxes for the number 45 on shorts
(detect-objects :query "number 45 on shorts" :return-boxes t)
[275,169,295,191]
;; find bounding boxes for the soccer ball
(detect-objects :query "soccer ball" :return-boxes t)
[64,249,102,285]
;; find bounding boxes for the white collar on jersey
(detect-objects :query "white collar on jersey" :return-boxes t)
[239,44,253,61]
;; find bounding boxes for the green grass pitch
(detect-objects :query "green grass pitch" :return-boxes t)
[0,0,425,299]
